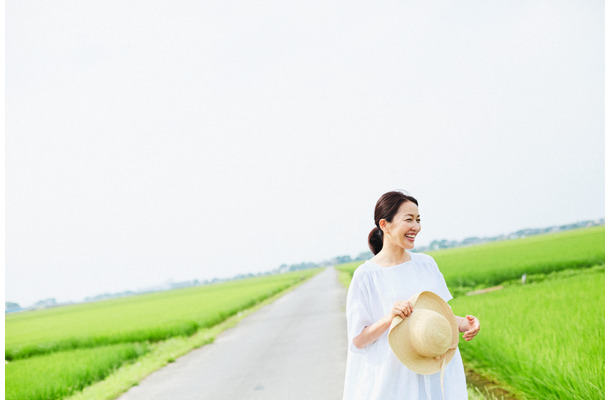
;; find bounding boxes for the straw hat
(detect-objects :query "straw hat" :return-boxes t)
[388,291,459,375]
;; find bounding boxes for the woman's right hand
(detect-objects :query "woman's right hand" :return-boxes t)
[388,300,413,321]
[354,300,414,349]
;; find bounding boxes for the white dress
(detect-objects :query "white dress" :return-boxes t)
[343,252,468,400]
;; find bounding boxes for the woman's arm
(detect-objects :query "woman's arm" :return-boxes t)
[353,300,413,349]
[455,315,480,341]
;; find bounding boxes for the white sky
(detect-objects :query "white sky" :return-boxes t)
[6,0,605,307]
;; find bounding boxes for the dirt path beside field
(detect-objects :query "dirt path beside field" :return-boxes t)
[117,267,348,400]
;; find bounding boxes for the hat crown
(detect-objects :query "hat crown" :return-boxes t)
[388,291,458,375]
[409,309,452,358]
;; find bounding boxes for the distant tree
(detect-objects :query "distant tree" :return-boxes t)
[35,298,57,307]
[355,251,372,261]
[333,255,352,265]
[5,302,21,312]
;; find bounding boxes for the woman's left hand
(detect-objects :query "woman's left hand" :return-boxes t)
[461,315,480,341]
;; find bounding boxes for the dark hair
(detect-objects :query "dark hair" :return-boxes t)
[368,191,418,255]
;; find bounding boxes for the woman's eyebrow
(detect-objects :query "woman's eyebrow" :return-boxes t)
[403,213,420,218]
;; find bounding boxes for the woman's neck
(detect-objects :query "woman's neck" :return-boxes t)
[371,246,411,267]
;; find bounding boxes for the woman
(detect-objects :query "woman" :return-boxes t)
[343,191,480,400]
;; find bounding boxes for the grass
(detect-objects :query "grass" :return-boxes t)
[64,274,315,400]
[5,269,320,400]
[428,226,604,289]
[334,226,605,400]
[5,343,149,400]
[336,264,354,288]
[6,270,317,360]
[337,226,604,295]
[450,269,604,400]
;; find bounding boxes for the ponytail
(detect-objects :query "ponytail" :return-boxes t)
[368,226,384,255]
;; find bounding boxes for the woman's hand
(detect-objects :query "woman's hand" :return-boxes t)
[459,315,480,341]
[388,300,414,321]
[353,300,414,349]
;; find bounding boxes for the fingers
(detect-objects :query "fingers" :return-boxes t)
[391,301,413,319]
[462,315,480,341]
[401,301,413,317]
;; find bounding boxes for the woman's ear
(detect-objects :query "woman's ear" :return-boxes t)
[379,219,388,233]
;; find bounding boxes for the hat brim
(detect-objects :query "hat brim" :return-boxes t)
[388,291,459,375]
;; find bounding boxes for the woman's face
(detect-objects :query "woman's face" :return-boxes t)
[381,201,421,250]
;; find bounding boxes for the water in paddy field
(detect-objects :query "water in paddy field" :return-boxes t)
[465,368,519,400]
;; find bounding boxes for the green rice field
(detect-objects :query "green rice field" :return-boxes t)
[336,226,605,400]
[337,226,604,291]
[5,269,318,400]
[6,271,316,360]
[450,268,604,400]
[6,343,149,400]
[429,226,604,289]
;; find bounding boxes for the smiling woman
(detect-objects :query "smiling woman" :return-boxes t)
[367,192,420,256]
[343,191,480,400]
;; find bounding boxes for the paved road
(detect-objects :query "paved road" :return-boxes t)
[118,267,348,400]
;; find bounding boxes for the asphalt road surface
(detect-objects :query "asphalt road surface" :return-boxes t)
[118,267,348,400]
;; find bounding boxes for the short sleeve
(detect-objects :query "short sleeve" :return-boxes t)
[430,257,453,303]
[345,277,374,354]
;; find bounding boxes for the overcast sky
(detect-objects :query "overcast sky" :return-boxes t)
[6,0,604,307]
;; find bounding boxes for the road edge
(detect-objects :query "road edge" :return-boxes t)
[65,268,324,400]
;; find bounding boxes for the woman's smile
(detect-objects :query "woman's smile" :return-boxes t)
[382,201,421,250]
